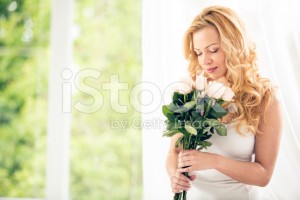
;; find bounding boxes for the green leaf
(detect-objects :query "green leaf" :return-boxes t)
[162,104,180,123]
[184,100,196,109]
[200,134,212,140]
[192,119,203,131]
[191,111,200,120]
[173,92,184,105]
[203,119,221,128]
[166,122,176,130]
[185,124,197,135]
[174,107,188,113]
[202,141,212,146]
[187,90,196,101]
[217,99,224,105]
[202,119,212,128]
[203,97,213,118]
[166,113,176,123]
[203,127,211,134]
[197,147,204,150]
[174,101,195,113]
[166,102,178,112]
[214,124,227,136]
[163,129,180,137]
[198,141,212,150]
[208,102,227,119]
[192,90,197,101]
[177,127,190,136]
[162,105,173,117]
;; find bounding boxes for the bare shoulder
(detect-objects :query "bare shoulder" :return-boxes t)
[258,90,282,133]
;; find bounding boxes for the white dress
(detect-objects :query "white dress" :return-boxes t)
[187,121,261,200]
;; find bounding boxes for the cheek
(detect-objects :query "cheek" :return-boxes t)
[215,53,226,65]
[215,53,227,73]
[215,57,227,72]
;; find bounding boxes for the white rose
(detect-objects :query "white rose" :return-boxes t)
[195,74,207,91]
[222,87,235,101]
[206,81,226,99]
[174,77,194,94]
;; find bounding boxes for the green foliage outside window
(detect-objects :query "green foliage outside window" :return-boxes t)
[0,0,50,197]
[0,0,142,199]
[71,0,142,199]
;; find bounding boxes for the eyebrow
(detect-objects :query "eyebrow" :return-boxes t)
[194,43,218,51]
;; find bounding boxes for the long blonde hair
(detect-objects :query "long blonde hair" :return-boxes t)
[183,6,274,135]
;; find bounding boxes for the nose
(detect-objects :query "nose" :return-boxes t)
[201,53,213,65]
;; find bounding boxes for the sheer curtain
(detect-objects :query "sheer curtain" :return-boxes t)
[142,0,300,199]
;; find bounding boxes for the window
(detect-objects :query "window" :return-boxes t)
[0,0,142,199]
[70,0,142,199]
[0,0,50,197]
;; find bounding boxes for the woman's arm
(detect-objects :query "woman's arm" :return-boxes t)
[177,95,282,187]
[166,133,182,177]
[166,133,195,193]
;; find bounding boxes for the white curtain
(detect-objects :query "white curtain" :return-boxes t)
[142,0,300,199]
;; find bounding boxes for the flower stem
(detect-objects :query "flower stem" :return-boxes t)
[183,191,187,200]
[203,98,212,118]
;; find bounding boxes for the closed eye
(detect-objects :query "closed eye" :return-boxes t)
[210,49,218,53]
[196,49,218,56]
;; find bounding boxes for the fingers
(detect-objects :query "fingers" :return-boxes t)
[189,175,196,181]
[170,172,191,193]
[178,151,192,168]
[179,149,196,156]
[171,183,190,193]
[179,150,191,157]
[178,154,191,162]
[178,160,191,168]
[177,166,192,172]
[175,171,190,182]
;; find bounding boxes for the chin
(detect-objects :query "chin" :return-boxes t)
[209,74,226,82]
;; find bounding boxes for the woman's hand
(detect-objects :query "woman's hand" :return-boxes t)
[177,150,218,173]
[170,171,196,193]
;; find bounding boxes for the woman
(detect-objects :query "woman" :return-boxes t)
[165,6,282,200]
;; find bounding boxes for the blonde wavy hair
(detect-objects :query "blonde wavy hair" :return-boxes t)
[183,6,274,135]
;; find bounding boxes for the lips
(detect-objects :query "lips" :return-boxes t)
[206,67,218,73]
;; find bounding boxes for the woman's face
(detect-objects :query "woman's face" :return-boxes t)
[193,26,227,82]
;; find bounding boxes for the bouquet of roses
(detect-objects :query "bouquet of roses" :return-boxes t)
[162,73,235,200]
